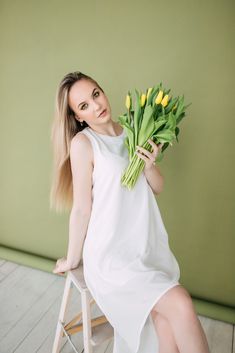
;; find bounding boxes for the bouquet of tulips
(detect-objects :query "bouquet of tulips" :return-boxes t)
[117,82,191,190]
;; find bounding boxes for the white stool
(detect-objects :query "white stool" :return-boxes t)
[52,262,114,353]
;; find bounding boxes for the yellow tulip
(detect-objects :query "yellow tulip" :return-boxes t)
[140,93,146,107]
[146,87,152,100]
[125,94,131,110]
[161,94,169,107]
[155,90,163,104]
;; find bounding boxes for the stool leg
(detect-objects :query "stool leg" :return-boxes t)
[52,274,72,353]
[81,290,93,353]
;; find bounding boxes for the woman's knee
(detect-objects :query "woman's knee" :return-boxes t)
[152,285,196,321]
[175,286,196,319]
[151,311,170,330]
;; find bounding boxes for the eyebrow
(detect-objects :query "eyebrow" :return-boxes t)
[77,87,97,108]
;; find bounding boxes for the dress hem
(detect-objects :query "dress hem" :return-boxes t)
[133,281,181,353]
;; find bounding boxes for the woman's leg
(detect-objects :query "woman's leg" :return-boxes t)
[152,284,210,353]
[151,310,180,353]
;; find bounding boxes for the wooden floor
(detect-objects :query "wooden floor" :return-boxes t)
[0,258,234,353]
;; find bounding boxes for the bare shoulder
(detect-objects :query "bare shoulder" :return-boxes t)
[70,131,94,166]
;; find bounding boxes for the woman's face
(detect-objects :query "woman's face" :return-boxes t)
[68,79,112,127]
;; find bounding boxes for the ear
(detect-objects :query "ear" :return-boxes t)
[75,115,84,124]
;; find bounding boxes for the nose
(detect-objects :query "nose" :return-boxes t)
[93,101,102,112]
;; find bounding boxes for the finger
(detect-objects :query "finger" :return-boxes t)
[147,140,160,156]
[55,272,65,276]
[147,139,157,147]
[136,151,147,162]
[52,268,58,273]
[136,146,153,160]
[136,151,154,164]
[147,139,159,152]
[53,267,65,275]
[136,146,158,161]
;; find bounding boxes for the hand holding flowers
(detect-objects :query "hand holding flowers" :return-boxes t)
[136,139,163,172]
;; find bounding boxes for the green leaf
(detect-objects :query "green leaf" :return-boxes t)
[165,111,177,130]
[118,115,128,124]
[155,129,176,143]
[133,89,142,145]
[138,105,155,146]
[153,119,166,133]
[175,126,180,142]
[162,142,169,152]
[184,102,192,110]
[176,112,185,124]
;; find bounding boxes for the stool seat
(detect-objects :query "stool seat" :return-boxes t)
[52,262,114,353]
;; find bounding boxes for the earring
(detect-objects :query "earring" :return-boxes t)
[80,121,84,126]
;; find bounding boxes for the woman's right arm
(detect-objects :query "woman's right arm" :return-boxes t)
[66,133,94,269]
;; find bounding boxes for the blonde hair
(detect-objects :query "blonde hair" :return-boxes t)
[49,71,104,213]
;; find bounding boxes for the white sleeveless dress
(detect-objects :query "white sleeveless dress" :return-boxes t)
[80,126,181,353]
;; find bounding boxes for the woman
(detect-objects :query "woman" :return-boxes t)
[50,71,210,353]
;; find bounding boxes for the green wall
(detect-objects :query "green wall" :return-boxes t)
[0,0,234,322]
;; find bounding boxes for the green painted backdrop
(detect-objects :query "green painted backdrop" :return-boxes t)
[0,0,234,322]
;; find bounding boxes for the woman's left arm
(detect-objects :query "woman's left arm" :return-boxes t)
[136,139,164,196]
[144,164,164,196]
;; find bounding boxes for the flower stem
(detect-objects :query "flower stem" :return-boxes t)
[121,140,152,189]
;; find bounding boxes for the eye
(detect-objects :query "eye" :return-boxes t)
[80,90,100,110]
[81,104,87,110]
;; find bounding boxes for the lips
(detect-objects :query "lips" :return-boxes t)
[98,109,106,118]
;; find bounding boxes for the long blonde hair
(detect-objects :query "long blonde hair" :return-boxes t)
[49,71,104,213]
